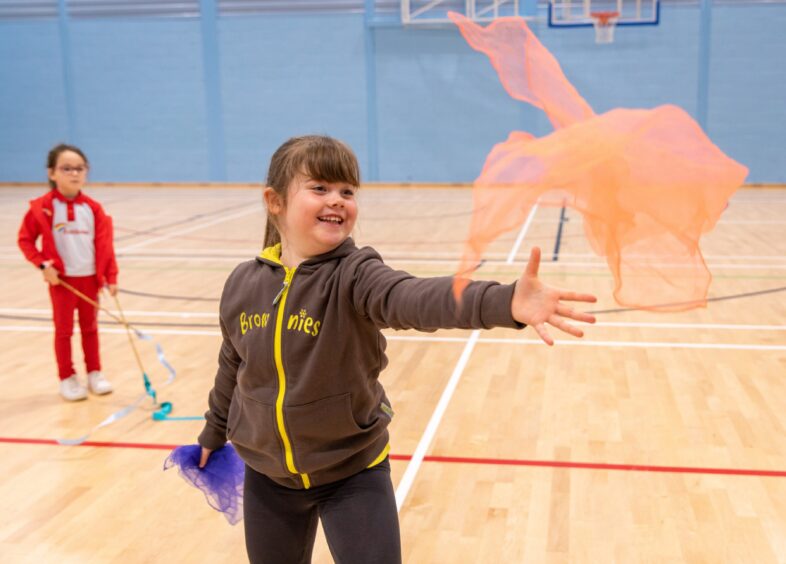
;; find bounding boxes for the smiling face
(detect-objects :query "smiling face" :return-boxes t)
[266,174,358,265]
[48,150,88,199]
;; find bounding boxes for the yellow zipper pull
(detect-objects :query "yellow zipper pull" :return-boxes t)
[272,280,288,306]
[273,268,295,306]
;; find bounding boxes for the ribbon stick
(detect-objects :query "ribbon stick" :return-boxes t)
[55,280,181,445]
[111,293,173,418]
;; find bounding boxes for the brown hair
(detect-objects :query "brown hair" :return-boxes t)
[263,135,360,248]
[47,143,89,189]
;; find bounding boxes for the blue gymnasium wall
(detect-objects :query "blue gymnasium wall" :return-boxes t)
[219,14,369,181]
[0,2,784,183]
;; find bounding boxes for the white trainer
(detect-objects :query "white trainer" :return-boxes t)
[60,375,88,401]
[87,371,113,395]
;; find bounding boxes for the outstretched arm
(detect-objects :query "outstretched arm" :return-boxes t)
[512,247,597,345]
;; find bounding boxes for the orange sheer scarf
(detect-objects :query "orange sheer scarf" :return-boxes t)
[449,12,748,311]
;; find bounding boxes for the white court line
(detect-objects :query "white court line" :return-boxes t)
[553,253,786,261]
[590,321,786,331]
[109,197,258,202]
[718,219,786,224]
[120,248,497,259]
[5,249,786,268]
[120,256,248,263]
[728,199,786,205]
[395,330,480,510]
[1,309,785,331]
[85,253,786,270]
[382,259,786,269]
[3,255,786,270]
[386,335,786,351]
[0,325,221,336]
[0,308,217,318]
[494,261,786,270]
[117,205,263,252]
[4,247,784,262]
[0,326,783,351]
[394,208,541,511]
[506,204,540,264]
[4,244,786,266]
[112,247,260,255]
[116,251,259,257]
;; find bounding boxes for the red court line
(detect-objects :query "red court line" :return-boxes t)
[3,437,785,478]
[0,437,178,450]
[419,454,786,478]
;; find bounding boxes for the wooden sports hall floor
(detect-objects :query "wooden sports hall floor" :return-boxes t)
[0,184,784,563]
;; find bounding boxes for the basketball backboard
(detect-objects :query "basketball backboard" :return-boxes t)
[548,0,660,27]
[401,0,528,26]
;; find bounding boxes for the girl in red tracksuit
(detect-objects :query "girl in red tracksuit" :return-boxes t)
[18,144,119,401]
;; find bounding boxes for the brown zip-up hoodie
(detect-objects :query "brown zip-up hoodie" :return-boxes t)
[198,238,523,489]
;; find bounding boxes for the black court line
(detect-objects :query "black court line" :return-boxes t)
[114,200,253,242]
[552,205,568,261]
[3,284,785,326]
[589,285,786,314]
[119,288,219,302]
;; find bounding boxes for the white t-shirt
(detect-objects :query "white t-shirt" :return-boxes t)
[52,198,96,276]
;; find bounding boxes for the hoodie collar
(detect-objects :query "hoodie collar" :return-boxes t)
[257,238,358,269]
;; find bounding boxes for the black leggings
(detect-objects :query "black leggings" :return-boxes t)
[244,458,401,564]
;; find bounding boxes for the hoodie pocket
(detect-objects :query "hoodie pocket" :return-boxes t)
[226,391,282,469]
[286,392,382,472]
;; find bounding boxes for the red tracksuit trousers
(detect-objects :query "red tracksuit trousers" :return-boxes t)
[48,275,101,380]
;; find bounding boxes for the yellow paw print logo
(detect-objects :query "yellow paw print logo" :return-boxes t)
[300,309,307,318]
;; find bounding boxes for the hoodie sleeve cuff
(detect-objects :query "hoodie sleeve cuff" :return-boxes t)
[480,282,526,329]
[198,422,228,451]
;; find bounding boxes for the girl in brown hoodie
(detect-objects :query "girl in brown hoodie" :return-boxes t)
[197,135,596,564]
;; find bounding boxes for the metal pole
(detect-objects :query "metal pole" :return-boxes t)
[57,0,78,143]
[364,0,380,180]
[697,0,712,132]
[199,0,227,181]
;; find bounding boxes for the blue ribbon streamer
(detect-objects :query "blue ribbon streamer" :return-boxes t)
[57,326,181,444]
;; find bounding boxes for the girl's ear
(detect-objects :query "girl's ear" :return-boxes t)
[263,187,283,215]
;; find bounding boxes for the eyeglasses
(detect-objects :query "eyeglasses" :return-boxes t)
[57,166,88,174]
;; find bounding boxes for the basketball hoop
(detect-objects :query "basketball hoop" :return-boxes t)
[590,11,619,44]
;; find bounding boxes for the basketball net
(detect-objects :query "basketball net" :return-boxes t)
[591,11,619,44]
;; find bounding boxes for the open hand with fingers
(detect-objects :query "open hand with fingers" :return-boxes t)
[512,247,597,345]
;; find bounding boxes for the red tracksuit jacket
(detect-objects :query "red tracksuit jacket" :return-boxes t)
[18,190,118,286]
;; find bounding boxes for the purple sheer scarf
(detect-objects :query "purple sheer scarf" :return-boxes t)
[164,444,245,525]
